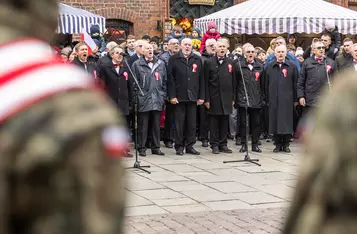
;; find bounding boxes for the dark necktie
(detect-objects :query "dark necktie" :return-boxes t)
[218,57,224,61]
[113,64,119,68]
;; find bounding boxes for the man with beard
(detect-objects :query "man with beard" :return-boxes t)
[263,45,298,153]
[236,44,264,153]
[168,38,205,155]
[335,38,354,72]
[204,40,235,154]
[99,46,133,157]
[160,38,180,148]
[0,0,127,233]
[200,38,216,147]
[298,40,335,115]
[132,42,167,156]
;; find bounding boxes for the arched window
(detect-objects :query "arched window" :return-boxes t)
[104,19,133,43]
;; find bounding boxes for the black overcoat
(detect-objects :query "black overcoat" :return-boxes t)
[263,61,298,135]
[167,51,205,102]
[236,59,264,108]
[99,62,132,115]
[204,56,236,115]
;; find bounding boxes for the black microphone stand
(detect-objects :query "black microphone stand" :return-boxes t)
[124,57,151,174]
[223,58,261,166]
[323,57,332,91]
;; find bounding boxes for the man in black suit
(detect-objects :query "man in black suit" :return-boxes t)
[204,40,236,154]
[98,46,133,157]
[168,38,205,156]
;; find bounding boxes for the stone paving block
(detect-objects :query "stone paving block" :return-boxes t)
[163,204,212,213]
[182,189,236,202]
[232,174,276,186]
[177,171,214,177]
[205,181,257,193]
[188,175,234,183]
[209,168,250,177]
[125,205,168,216]
[134,189,185,200]
[190,162,233,170]
[127,177,166,191]
[234,191,284,204]
[259,172,297,181]
[125,191,153,207]
[254,184,294,199]
[159,164,204,172]
[152,197,197,206]
[203,200,252,210]
[160,181,211,192]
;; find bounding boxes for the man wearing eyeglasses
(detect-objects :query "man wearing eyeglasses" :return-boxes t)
[127,39,144,68]
[160,38,180,148]
[303,35,337,60]
[298,40,335,115]
[235,43,264,153]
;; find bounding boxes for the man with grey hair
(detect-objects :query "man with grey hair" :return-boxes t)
[298,40,335,113]
[204,40,236,154]
[265,36,300,71]
[128,39,144,67]
[168,38,205,155]
[351,43,357,71]
[199,38,216,147]
[160,38,180,148]
[263,45,298,153]
[132,42,167,156]
[97,41,118,74]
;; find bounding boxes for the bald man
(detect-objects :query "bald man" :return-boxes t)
[263,45,298,153]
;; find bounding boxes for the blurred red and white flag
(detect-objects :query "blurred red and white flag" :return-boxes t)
[80,28,96,55]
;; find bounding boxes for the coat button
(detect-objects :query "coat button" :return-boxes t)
[188,78,190,80]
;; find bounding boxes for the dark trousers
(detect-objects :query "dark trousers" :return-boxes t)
[274,134,291,147]
[199,105,210,141]
[261,106,269,136]
[293,105,302,135]
[163,102,175,143]
[174,102,197,150]
[138,111,161,151]
[239,107,261,146]
[209,114,229,148]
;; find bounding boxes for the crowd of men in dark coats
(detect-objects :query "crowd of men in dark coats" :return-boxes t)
[69,32,357,157]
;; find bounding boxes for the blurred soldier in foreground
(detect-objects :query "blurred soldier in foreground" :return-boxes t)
[283,69,357,234]
[0,1,127,233]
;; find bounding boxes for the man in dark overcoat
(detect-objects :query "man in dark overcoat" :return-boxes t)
[263,45,298,153]
[236,44,264,153]
[298,40,335,115]
[168,38,205,156]
[132,42,167,157]
[204,40,236,154]
[159,38,180,148]
[98,46,133,157]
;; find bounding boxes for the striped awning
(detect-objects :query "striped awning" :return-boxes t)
[57,3,106,34]
[194,0,357,35]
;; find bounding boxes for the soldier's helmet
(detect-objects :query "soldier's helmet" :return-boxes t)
[0,0,58,41]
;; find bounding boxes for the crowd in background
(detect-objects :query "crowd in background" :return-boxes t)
[50,19,357,157]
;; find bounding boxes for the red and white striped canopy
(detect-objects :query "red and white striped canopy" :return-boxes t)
[194,0,357,35]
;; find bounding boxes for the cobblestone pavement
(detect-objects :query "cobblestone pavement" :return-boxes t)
[122,139,303,233]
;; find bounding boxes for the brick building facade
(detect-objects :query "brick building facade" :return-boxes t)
[60,0,357,40]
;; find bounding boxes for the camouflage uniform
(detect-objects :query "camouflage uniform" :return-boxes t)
[283,69,357,234]
[0,1,127,234]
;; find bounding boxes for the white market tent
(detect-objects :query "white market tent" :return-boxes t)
[57,3,105,34]
[194,0,357,35]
